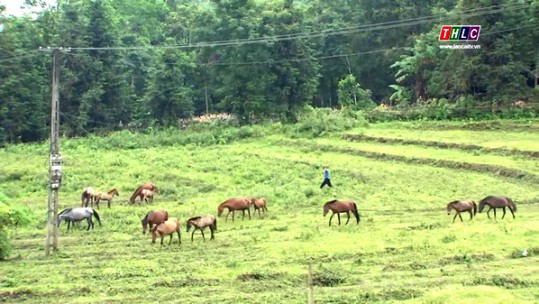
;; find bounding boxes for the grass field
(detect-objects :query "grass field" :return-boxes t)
[1,119,539,303]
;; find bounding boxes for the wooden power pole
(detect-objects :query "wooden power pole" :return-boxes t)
[45,48,62,255]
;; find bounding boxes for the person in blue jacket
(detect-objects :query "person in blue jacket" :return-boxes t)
[320,165,332,188]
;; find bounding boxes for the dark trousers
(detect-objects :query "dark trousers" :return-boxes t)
[320,178,332,188]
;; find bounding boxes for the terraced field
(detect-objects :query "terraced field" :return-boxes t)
[1,120,538,303]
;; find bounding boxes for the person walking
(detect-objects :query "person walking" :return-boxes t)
[320,165,332,188]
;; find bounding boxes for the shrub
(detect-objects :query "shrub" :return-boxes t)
[0,192,31,260]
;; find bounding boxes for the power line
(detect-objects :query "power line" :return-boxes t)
[60,3,529,51]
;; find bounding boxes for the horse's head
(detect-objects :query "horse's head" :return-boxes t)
[323,205,329,217]
[478,200,486,213]
[141,216,148,234]
[447,201,457,215]
[217,206,224,217]
[186,221,192,232]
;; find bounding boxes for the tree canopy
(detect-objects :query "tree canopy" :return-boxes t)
[0,0,537,145]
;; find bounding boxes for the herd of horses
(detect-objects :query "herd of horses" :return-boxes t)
[57,181,518,246]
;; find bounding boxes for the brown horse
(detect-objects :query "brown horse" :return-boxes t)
[478,195,517,220]
[141,209,168,234]
[130,182,158,204]
[186,215,217,242]
[447,199,477,223]
[81,187,96,207]
[323,199,360,226]
[217,197,251,222]
[141,189,155,204]
[93,188,119,209]
[250,197,268,218]
[152,218,181,246]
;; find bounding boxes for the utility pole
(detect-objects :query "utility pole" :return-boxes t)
[44,48,63,255]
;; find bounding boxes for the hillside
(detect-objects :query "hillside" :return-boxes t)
[1,119,539,303]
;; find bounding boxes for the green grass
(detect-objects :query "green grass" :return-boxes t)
[1,120,539,303]
[357,123,539,152]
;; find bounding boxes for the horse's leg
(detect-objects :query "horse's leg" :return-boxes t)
[242,210,245,220]
[232,211,235,223]
[248,207,251,219]
[201,229,206,242]
[469,210,473,220]
[169,234,173,245]
[210,227,215,240]
[329,213,335,226]
[458,213,463,222]
[177,229,181,245]
[107,200,111,209]
[493,208,497,220]
[191,230,196,242]
[86,217,91,231]
[501,207,507,219]
[452,212,458,223]
[345,211,350,225]
[486,207,492,219]
[509,207,515,219]
[337,213,341,226]
[161,234,165,246]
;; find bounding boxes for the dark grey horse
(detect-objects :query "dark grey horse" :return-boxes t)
[57,207,101,231]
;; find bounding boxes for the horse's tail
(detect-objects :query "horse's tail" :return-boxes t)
[92,209,102,226]
[508,197,517,212]
[472,201,477,216]
[352,202,360,223]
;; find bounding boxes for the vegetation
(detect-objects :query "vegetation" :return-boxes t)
[0,117,538,303]
[1,0,538,145]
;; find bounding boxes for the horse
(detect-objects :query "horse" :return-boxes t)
[250,197,268,218]
[141,189,155,204]
[217,197,251,222]
[93,188,119,209]
[141,209,168,234]
[129,182,158,204]
[447,199,477,223]
[57,207,101,232]
[81,187,96,207]
[322,199,360,226]
[186,215,217,242]
[151,218,181,246]
[478,195,517,220]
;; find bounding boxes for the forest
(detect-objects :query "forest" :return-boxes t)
[0,0,538,145]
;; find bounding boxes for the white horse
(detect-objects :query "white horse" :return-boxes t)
[57,207,101,231]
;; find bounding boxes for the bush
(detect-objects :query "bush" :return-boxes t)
[291,106,367,138]
[0,192,31,260]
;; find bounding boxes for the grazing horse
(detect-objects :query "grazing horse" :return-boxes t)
[57,207,101,232]
[447,199,477,223]
[478,195,517,220]
[81,187,96,207]
[141,209,168,234]
[186,215,217,242]
[217,197,251,222]
[151,218,181,246]
[323,199,360,226]
[130,182,158,204]
[93,188,119,209]
[141,189,155,204]
[250,197,268,218]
